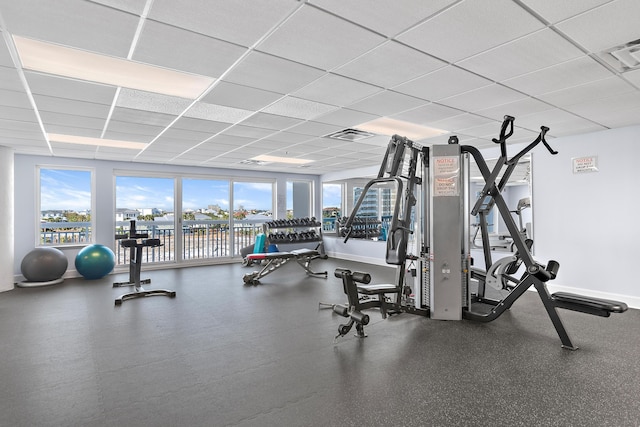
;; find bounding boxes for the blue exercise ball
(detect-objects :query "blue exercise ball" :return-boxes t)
[75,244,115,280]
[21,247,68,282]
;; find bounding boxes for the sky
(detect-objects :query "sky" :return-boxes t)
[40,168,301,212]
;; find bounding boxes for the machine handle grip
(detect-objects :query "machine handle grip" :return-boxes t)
[540,126,558,155]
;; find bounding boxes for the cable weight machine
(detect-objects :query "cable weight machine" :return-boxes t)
[332,116,627,348]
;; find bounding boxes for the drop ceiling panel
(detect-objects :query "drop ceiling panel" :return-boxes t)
[293,74,381,106]
[565,92,640,120]
[171,117,230,134]
[25,72,117,105]
[102,130,153,143]
[239,112,303,131]
[201,81,283,111]
[287,121,343,137]
[110,107,177,127]
[158,128,214,143]
[133,20,247,78]
[39,111,105,131]
[439,84,526,112]
[44,125,101,138]
[0,0,138,57]
[257,6,385,71]
[220,125,275,140]
[262,96,338,120]
[391,103,464,125]
[90,0,146,15]
[597,106,640,128]
[624,69,640,87]
[32,95,111,119]
[260,131,312,145]
[184,102,253,123]
[0,105,39,122]
[0,88,32,109]
[314,108,379,127]
[106,119,165,137]
[0,66,23,91]
[347,91,427,116]
[429,114,496,133]
[309,0,457,36]
[539,76,635,108]
[555,0,640,53]
[223,51,325,94]
[394,66,492,101]
[148,0,301,47]
[457,29,584,82]
[0,118,41,133]
[0,35,15,67]
[519,0,613,24]
[475,97,555,121]
[335,41,446,88]
[116,89,192,115]
[503,56,612,95]
[397,0,544,62]
[515,108,588,130]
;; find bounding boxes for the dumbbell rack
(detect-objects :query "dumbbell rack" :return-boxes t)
[263,217,325,255]
[337,216,382,240]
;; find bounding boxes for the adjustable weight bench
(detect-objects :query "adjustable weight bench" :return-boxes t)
[551,292,628,317]
[242,248,328,285]
[320,268,400,341]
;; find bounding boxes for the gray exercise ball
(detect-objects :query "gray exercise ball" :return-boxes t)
[21,247,68,282]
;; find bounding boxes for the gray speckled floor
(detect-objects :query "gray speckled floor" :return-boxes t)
[1,258,638,427]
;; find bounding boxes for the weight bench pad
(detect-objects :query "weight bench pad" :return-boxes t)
[552,292,628,313]
[357,283,399,294]
[246,249,319,261]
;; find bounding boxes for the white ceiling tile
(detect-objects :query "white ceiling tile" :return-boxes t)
[457,122,503,139]
[539,76,635,107]
[39,111,105,131]
[148,0,301,48]
[397,0,544,62]
[287,121,344,137]
[311,108,379,128]
[33,94,111,119]
[622,68,640,87]
[220,125,275,140]
[475,98,554,121]
[0,88,32,109]
[439,85,526,112]
[0,105,38,122]
[0,118,41,133]
[159,128,213,143]
[519,0,612,23]
[110,107,177,127]
[429,114,496,133]
[457,29,584,81]
[239,112,303,131]
[565,92,640,119]
[171,117,230,134]
[202,81,283,111]
[116,89,192,115]
[335,41,446,88]
[25,72,117,105]
[0,35,15,67]
[44,125,101,138]
[257,6,385,70]
[262,97,338,120]
[596,105,640,128]
[555,0,640,53]
[392,103,464,125]
[260,132,312,145]
[89,0,147,15]
[547,122,606,137]
[503,56,613,95]
[0,0,138,57]
[102,130,153,143]
[293,74,381,106]
[223,51,325,94]
[133,20,247,78]
[308,0,457,36]
[184,102,253,123]
[347,91,427,116]
[515,108,588,130]
[0,66,23,91]
[394,66,492,101]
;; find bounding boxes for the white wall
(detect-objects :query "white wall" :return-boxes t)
[12,155,321,283]
[533,125,640,307]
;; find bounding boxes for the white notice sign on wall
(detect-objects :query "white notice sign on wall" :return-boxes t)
[572,156,598,174]
[433,156,459,197]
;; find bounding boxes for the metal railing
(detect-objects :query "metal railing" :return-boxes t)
[40,220,266,265]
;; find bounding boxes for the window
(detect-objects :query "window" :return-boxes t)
[182,178,230,259]
[322,182,342,231]
[38,167,93,246]
[115,175,175,264]
[233,181,273,256]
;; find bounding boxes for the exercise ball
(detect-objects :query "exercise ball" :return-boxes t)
[75,244,115,280]
[20,247,68,282]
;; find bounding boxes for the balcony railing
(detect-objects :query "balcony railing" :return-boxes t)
[40,220,266,265]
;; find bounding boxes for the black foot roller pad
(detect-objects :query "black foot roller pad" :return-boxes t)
[552,292,628,317]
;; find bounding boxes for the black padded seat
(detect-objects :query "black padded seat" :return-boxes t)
[552,292,628,317]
